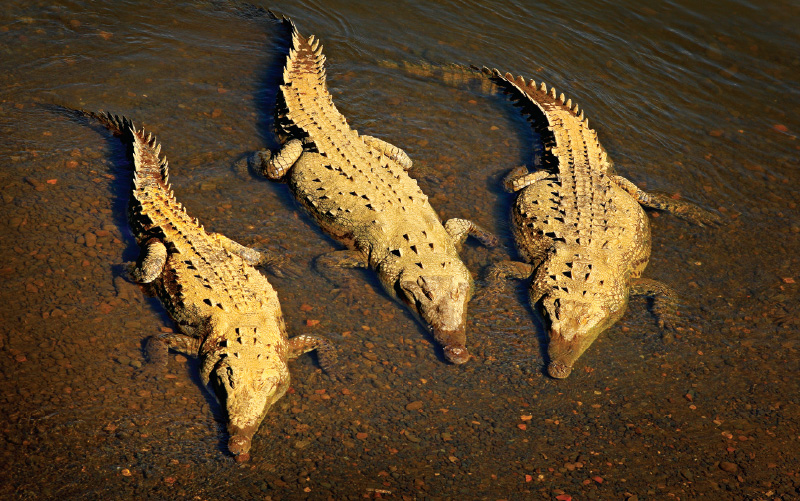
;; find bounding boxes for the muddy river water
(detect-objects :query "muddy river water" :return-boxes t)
[1,0,799,499]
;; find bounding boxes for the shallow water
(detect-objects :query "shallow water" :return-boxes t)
[2,0,799,499]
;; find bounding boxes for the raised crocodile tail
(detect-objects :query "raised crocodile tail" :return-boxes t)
[72,110,173,193]
[479,67,611,173]
[72,109,203,233]
[270,15,344,141]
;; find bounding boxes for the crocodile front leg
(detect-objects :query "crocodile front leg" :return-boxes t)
[629,277,679,340]
[613,175,722,226]
[130,238,167,283]
[210,232,296,278]
[360,134,413,170]
[251,139,304,180]
[503,166,552,193]
[476,260,536,301]
[444,218,498,250]
[288,334,338,372]
[315,250,369,304]
[144,332,202,367]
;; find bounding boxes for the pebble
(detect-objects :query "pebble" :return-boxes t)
[404,431,421,443]
[719,461,738,473]
[405,400,424,411]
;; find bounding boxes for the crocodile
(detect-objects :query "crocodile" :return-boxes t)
[471,67,720,378]
[71,110,335,461]
[249,14,497,364]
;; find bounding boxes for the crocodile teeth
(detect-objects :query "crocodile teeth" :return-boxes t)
[528,78,536,89]
[579,110,585,121]
[539,82,547,92]
[559,93,566,104]
[566,98,572,108]
[550,87,557,99]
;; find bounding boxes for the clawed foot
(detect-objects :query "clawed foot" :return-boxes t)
[257,250,302,279]
[329,280,364,306]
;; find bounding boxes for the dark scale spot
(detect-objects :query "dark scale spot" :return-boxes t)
[563,271,572,278]
[391,249,402,257]
[415,262,424,269]
[203,298,213,306]
[410,245,418,254]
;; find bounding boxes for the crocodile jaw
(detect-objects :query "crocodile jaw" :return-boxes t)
[208,354,289,461]
[542,296,621,378]
[398,274,472,364]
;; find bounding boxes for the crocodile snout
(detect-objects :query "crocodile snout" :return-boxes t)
[547,360,573,379]
[443,343,471,364]
[228,424,256,462]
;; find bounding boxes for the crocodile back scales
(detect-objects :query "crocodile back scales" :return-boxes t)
[275,21,468,286]
[484,70,652,296]
[96,114,289,358]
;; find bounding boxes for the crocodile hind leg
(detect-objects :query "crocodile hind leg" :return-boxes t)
[251,139,304,180]
[315,250,369,304]
[444,218,498,250]
[130,238,167,283]
[211,232,298,278]
[503,166,551,193]
[144,332,202,368]
[613,175,722,226]
[629,277,679,341]
[475,260,536,301]
[288,334,338,372]
[360,135,413,170]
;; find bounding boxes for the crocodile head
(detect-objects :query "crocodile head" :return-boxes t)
[397,273,472,364]
[540,294,627,378]
[201,319,290,462]
[210,353,290,462]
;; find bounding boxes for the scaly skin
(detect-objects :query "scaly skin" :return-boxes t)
[251,15,496,363]
[74,111,335,461]
[477,68,720,378]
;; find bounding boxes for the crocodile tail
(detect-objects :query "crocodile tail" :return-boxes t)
[379,60,500,95]
[481,67,591,130]
[480,67,611,173]
[128,125,173,194]
[273,15,335,140]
